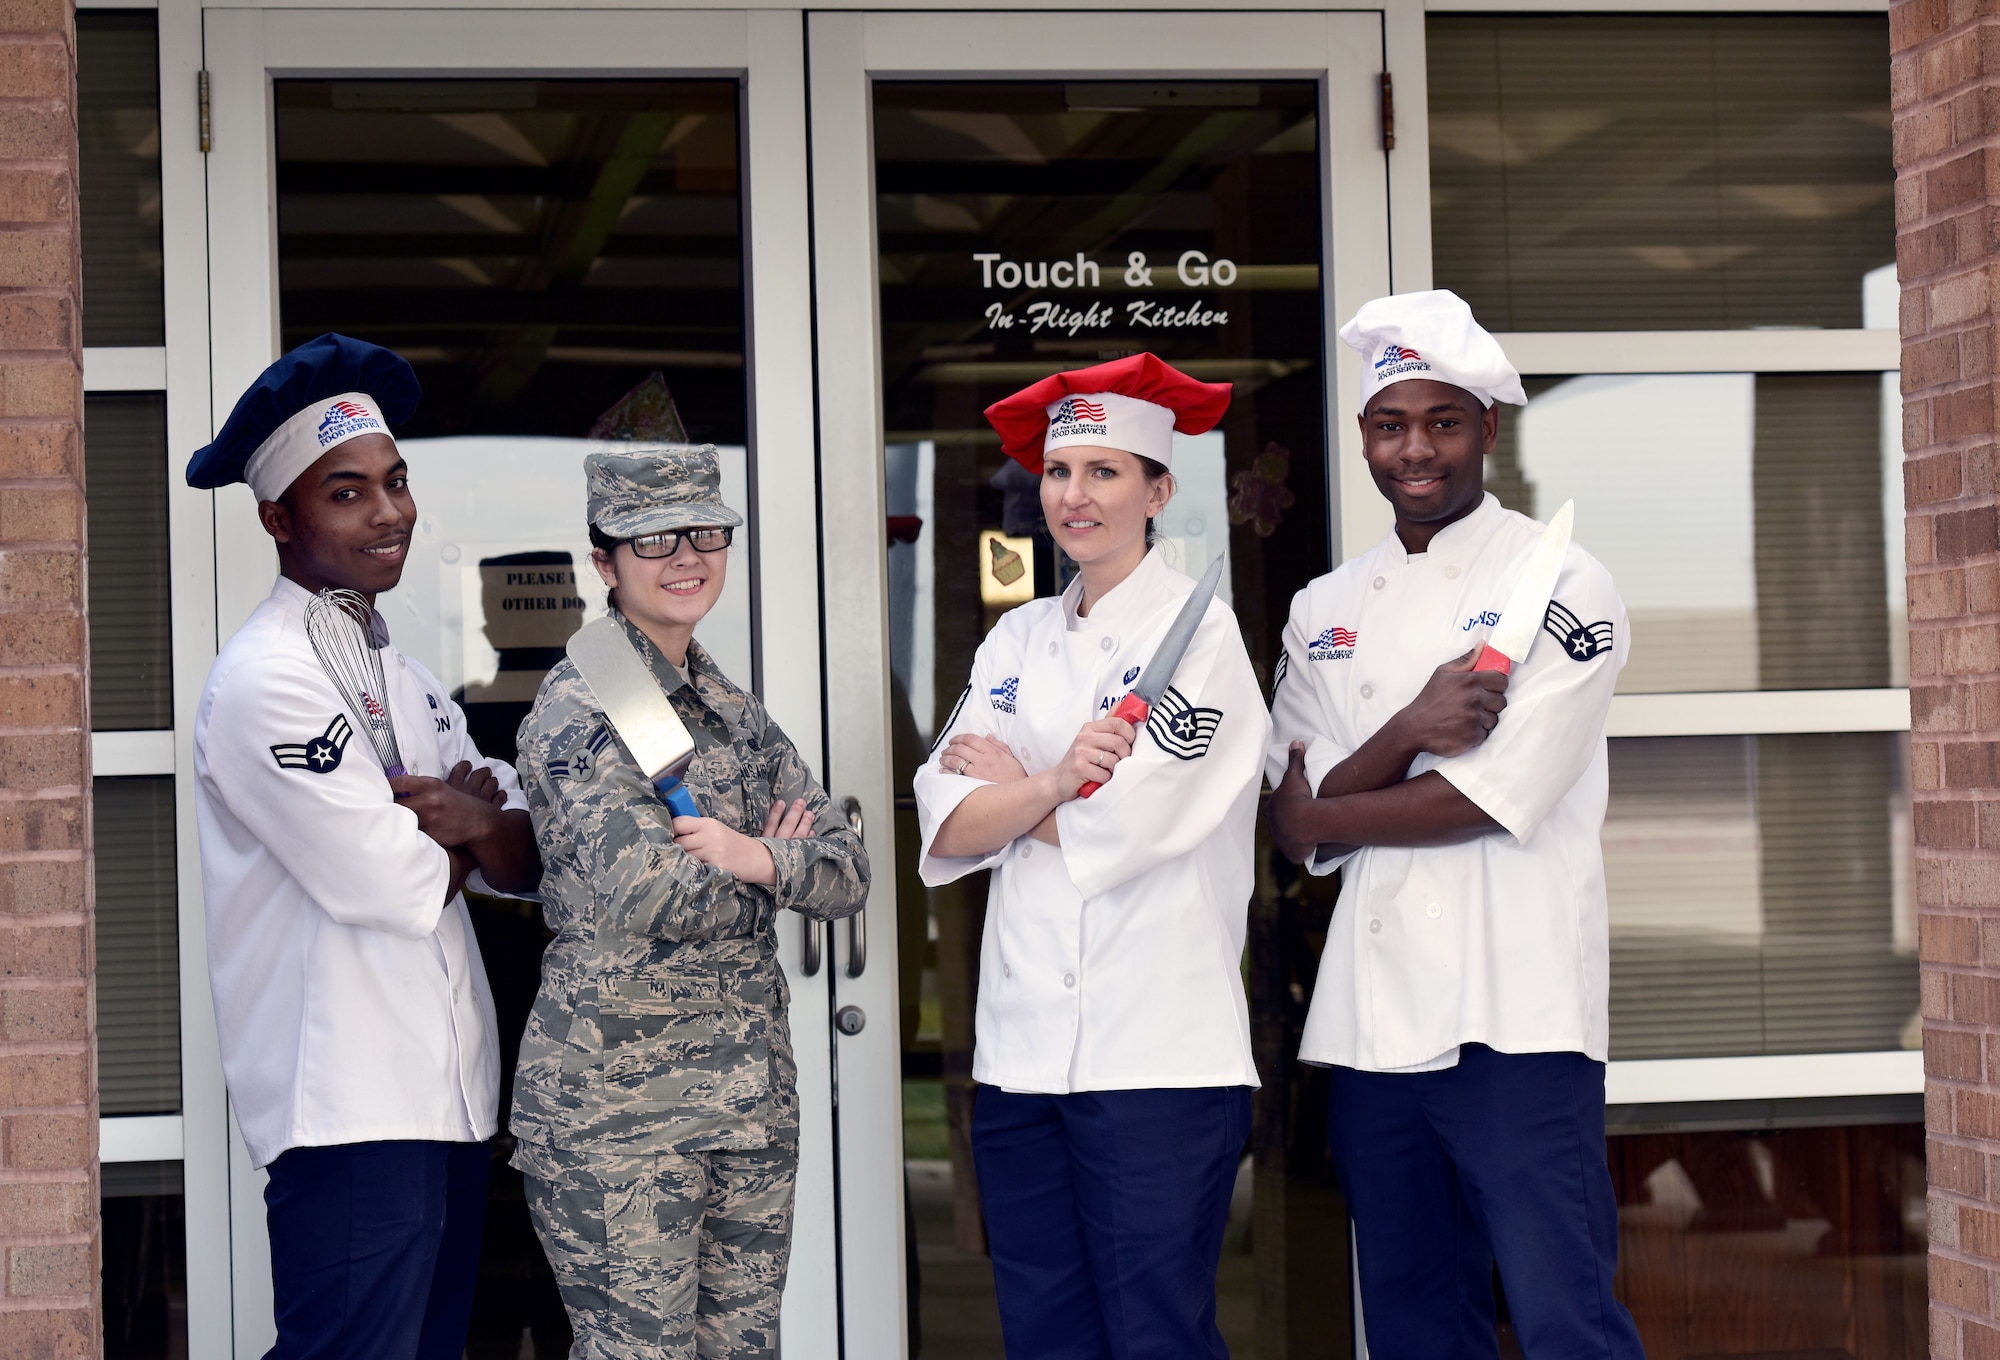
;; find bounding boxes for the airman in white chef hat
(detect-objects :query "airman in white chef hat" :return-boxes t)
[1267,290,1642,1359]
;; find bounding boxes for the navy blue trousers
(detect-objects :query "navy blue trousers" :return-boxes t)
[1327,1045,1646,1360]
[262,1139,487,1360]
[972,1084,1253,1360]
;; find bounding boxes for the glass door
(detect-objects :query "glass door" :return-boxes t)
[806,13,1393,1356]
[197,11,835,1357]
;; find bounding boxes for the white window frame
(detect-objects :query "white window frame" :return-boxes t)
[90,0,1914,1353]
[142,4,832,1355]
[1386,0,1915,1109]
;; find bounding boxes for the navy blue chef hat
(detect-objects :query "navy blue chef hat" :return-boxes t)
[186,333,421,501]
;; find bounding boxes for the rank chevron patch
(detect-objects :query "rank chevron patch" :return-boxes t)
[548,724,615,781]
[271,714,353,775]
[1149,685,1223,761]
[1271,650,1289,697]
[1543,599,1616,662]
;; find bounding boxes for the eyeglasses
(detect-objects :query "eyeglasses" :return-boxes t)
[627,527,735,558]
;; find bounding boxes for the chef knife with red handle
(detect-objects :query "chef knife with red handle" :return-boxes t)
[1078,554,1227,798]
[1471,499,1574,676]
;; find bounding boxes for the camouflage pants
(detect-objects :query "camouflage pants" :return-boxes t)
[521,1143,796,1360]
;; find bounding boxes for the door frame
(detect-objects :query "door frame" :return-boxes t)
[804,12,1394,1353]
[192,9,835,1354]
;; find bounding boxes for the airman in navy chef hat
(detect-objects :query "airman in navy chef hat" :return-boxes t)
[188,331,422,503]
[186,332,540,1360]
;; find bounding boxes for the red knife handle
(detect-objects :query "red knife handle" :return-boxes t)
[1078,693,1151,798]
[1471,644,1513,676]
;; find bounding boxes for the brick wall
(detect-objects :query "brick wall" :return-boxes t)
[0,0,98,1356]
[1898,0,2000,1351]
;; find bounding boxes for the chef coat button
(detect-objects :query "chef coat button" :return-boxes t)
[1369,918,1382,934]
[1444,565,1460,579]
[1049,641,1058,656]
[1426,902,1442,919]
[397,654,407,668]
[1360,683,1374,699]
[1372,575,1385,590]
[1004,965,1012,978]
[1021,844,1032,859]
[1063,972,1076,988]
[1101,637,1113,652]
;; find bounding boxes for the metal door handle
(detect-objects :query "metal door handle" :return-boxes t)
[801,915,823,976]
[846,909,866,978]
[839,796,866,977]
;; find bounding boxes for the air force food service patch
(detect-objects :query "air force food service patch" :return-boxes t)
[1149,685,1222,760]
[548,724,614,781]
[1544,599,1615,662]
[271,714,353,774]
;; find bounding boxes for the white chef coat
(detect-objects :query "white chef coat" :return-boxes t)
[193,576,525,1168]
[1267,494,1629,1071]
[915,549,1269,1094]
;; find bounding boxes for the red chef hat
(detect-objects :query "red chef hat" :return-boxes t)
[983,353,1232,474]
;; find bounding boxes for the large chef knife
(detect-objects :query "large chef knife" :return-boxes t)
[1079,554,1227,798]
[1472,499,1574,675]
[566,616,701,818]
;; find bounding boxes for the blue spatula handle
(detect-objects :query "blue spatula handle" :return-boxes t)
[655,775,700,819]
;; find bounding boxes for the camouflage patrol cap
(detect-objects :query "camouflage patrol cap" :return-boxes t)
[585,445,744,538]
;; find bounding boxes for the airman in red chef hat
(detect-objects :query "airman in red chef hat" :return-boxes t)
[983,351,1233,475]
[919,352,1271,1360]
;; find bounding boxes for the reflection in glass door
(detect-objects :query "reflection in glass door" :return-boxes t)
[270,77,752,1360]
[872,80,1352,1358]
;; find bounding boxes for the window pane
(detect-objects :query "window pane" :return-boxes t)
[276,79,745,445]
[78,12,164,346]
[94,777,180,1114]
[102,1161,187,1360]
[1605,735,1915,1060]
[85,393,172,730]
[1490,372,1904,693]
[1428,15,1893,331]
[1608,1120,1924,1358]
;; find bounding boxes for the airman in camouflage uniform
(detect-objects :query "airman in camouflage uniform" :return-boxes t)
[511,447,868,1360]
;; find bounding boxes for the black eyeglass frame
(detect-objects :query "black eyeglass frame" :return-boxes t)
[625,526,736,558]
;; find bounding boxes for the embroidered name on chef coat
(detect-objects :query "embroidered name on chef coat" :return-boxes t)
[548,724,613,781]
[1544,600,1616,662]
[270,714,353,775]
[1150,686,1222,760]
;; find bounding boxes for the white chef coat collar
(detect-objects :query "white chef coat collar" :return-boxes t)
[1396,492,1504,562]
[1061,546,1172,631]
[269,574,393,647]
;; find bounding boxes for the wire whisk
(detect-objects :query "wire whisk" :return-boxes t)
[303,587,407,779]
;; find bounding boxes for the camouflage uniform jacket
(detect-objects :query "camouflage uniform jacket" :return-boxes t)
[510,616,868,1162]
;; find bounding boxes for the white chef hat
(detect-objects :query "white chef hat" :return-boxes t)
[1338,289,1526,410]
